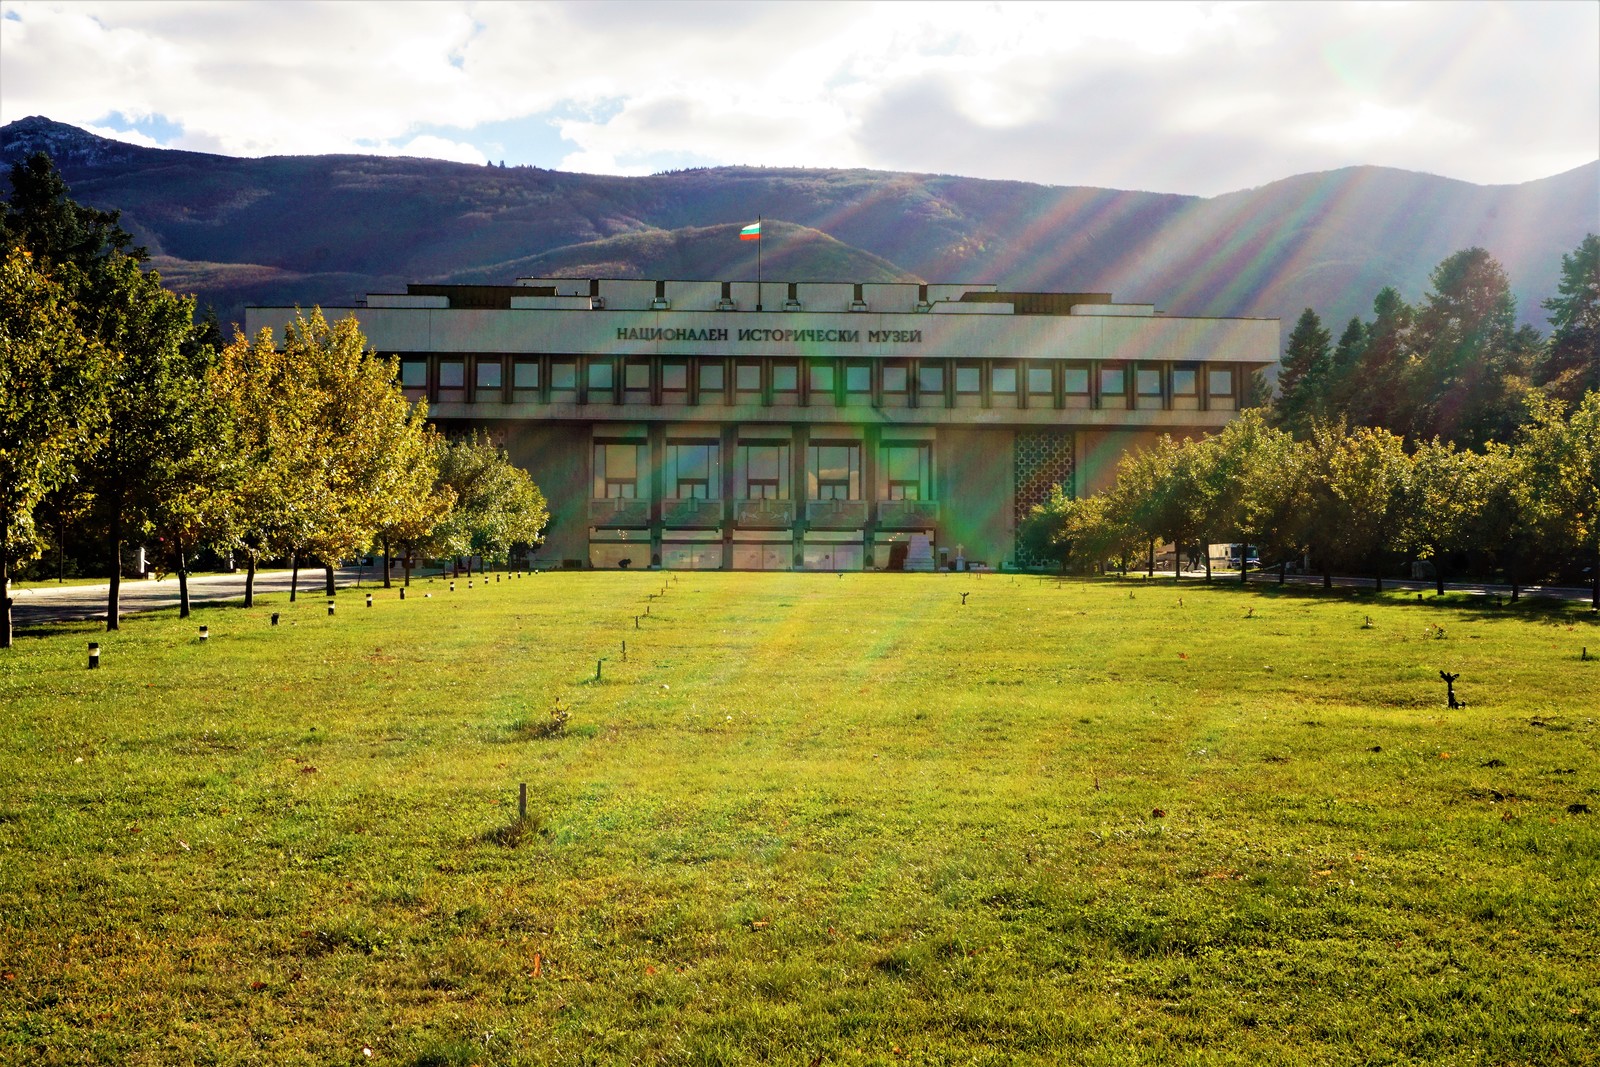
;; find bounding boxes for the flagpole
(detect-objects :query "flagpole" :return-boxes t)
[757,214,763,311]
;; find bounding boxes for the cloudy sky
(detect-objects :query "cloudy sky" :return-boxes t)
[2,0,1595,197]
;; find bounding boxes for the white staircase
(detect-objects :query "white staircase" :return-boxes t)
[905,533,936,572]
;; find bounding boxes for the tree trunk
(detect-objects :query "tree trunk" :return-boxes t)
[1147,540,1155,579]
[1374,559,1383,593]
[1321,557,1332,590]
[58,512,67,583]
[107,525,122,631]
[1592,543,1598,611]
[324,561,335,598]
[382,538,392,589]
[1509,541,1519,602]
[1237,543,1246,586]
[176,532,190,619]
[402,550,413,587]
[2,539,12,650]
[1279,559,1288,585]
[290,551,298,603]
[1173,540,1182,582]
[1436,558,1446,597]
[244,553,256,608]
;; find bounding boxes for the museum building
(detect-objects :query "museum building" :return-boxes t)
[245,278,1278,570]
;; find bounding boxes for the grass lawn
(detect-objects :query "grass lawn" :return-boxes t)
[1,572,1596,1066]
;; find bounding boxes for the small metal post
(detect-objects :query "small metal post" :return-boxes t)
[87,642,100,669]
[450,581,455,592]
[198,626,209,641]
[327,600,336,616]
[399,587,406,600]
[595,658,603,682]
[635,615,640,629]
[518,783,527,821]
[622,640,627,661]
[468,579,473,589]
[365,594,373,608]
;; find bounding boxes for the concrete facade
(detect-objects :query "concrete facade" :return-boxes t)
[246,278,1277,570]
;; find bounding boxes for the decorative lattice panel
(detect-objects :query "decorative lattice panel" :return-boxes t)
[1013,430,1075,568]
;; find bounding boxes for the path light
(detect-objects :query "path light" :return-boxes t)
[88,642,100,669]
[366,594,373,608]
[399,588,406,600]
[328,600,336,616]
[271,613,280,626]
[198,625,209,641]
[468,579,473,589]
[450,582,455,593]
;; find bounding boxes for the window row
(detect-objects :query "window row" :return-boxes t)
[400,356,1242,410]
[594,439,934,502]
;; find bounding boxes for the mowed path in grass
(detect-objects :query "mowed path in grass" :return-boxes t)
[1,573,1596,1066]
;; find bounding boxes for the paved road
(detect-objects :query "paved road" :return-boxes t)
[7,565,388,627]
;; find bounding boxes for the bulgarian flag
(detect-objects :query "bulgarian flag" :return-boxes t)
[740,221,761,241]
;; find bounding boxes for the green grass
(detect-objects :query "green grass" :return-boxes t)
[1,572,1596,1066]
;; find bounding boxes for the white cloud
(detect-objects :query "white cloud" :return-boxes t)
[1,0,1594,196]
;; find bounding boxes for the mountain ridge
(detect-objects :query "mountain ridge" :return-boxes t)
[4,116,1594,338]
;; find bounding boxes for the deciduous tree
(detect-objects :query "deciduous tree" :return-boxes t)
[0,247,113,647]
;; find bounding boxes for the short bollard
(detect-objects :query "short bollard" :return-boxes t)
[518,783,528,821]
[595,658,603,682]
[450,581,455,592]
[327,600,336,616]
[271,612,280,626]
[468,579,473,589]
[198,625,209,641]
[366,594,373,608]
[496,574,500,583]
[399,587,406,600]
[87,642,100,669]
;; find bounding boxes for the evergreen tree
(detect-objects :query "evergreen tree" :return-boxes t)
[1413,248,1523,447]
[1276,307,1332,434]
[1351,287,1414,434]
[0,152,143,274]
[1539,233,1600,407]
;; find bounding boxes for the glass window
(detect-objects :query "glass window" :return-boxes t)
[918,363,944,395]
[662,362,688,391]
[593,442,642,498]
[844,364,871,393]
[400,359,427,389]
[739,442,790,499]
[550,361,577,390]
[625,361,651,390]
[772,362,799,392]
[882,442,932,501]
[666,441,719,500]
[512,360,540,390]
[955,365,981,393]
[810,363,836,394]
[1064,365,1090,394]
[809,442,861,500]
[991,365,1018,394]
[1172,367,1198,395]
[699,361,725,393]
[477,359,502,390]
[588,360,614,391]
[1027,366,1053,395]
[1209,368,1235,396]
[736,361,762,392]
[882,364,909,392]
[1099,365,1126,396]
[1137,367,1163,396]
[438,360,465,389]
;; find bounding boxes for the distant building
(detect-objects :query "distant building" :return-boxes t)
[246,278,1277,570]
